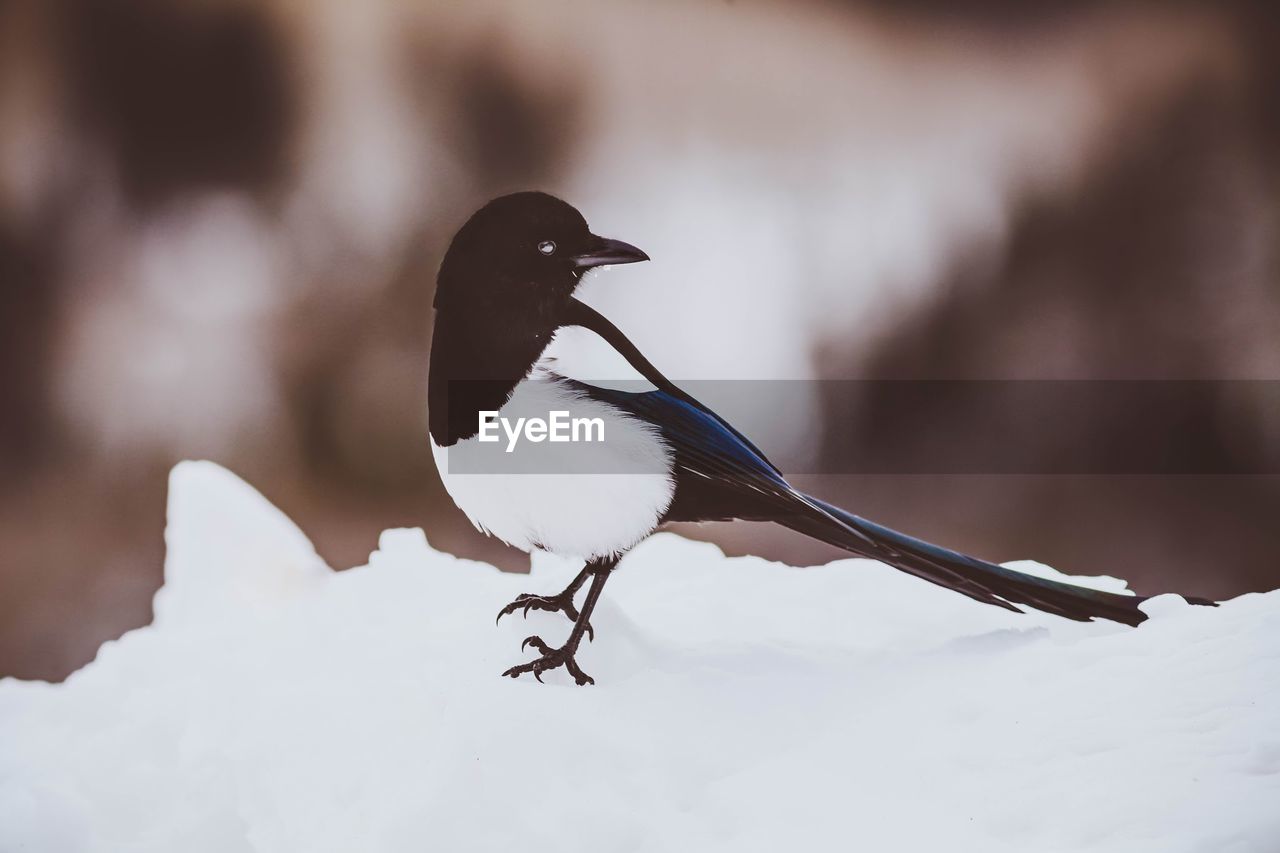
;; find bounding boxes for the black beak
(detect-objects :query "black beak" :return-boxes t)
[571,235,650,270]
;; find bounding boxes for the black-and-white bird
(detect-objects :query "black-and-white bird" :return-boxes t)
[429,191,1212,685]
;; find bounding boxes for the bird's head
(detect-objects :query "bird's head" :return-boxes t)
[434,191,649,319]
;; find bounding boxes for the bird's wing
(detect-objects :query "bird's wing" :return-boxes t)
[563,300,784,478]
[568,381,797,507]
[562,299,879,544]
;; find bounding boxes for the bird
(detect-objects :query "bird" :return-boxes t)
[428,191,1214,685]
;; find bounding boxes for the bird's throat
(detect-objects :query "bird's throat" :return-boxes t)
[427,309,558,446]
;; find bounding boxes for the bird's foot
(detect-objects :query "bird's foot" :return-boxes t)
[501,636,594,686]
[496,591,593,640]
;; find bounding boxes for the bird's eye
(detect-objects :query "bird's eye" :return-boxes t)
[537,240,556,256]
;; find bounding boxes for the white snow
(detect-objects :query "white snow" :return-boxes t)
[2,462,1277,853]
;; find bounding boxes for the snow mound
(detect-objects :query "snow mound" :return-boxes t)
[2,462,1277,853]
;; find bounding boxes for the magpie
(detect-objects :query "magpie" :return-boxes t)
[428,191,1214,685]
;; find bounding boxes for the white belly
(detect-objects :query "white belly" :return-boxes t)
[430,375,675,560]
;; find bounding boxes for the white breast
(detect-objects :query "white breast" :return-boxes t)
[430,340,674,560]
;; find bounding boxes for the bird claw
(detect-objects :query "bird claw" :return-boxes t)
[521,635,553,655]
[501,641,595,686]
[496,591,592,640]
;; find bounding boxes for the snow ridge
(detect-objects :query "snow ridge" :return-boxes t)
[1,462,1276,853]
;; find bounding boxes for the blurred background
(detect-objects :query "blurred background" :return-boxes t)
[2,0,1279,680]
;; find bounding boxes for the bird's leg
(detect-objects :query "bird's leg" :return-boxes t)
[495,565,595,638]
[501,557,616,686]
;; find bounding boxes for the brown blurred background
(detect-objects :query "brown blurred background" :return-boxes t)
[2,0,1278,680]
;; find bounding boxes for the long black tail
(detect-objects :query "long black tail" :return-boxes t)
[787,495,1215,626]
